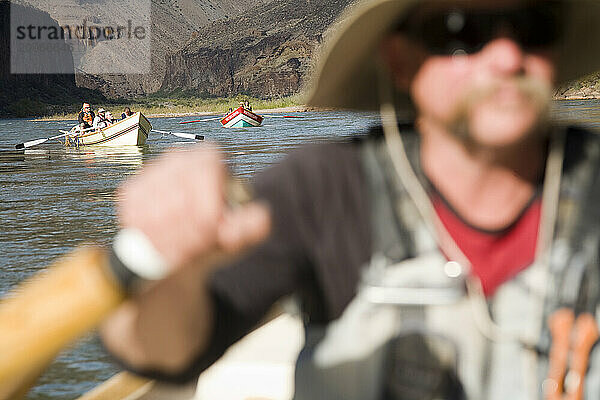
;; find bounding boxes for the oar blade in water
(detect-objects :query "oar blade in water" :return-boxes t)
[15,138,48,150]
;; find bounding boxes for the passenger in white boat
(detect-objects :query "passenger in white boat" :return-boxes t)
[121,107,134,120]
[105,111,116,124]
[93,108,111,130]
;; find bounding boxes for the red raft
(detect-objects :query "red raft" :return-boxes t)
[221,107,264,128]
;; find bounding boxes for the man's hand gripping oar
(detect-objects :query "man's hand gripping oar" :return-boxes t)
[0,145,271,399]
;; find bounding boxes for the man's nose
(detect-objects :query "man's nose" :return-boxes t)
[478,37,526,76]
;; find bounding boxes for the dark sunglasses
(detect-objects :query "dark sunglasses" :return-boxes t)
[396,2,564,55]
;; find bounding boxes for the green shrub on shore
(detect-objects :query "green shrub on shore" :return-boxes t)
[24,95,304,121]
[7,99,50,118]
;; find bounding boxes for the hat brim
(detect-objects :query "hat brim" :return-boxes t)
[306,0,600,111]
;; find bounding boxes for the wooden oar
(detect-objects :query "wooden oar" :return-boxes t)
[152,129,204,141]
[0,231,207,399]
[179,117,223,125]
[261,114,303,119]
[15,126,98,149]
[15,133,70,149]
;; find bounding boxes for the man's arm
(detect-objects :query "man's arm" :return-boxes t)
[101,259,214,374]
[100,146,271,375]
[100,139,369,377]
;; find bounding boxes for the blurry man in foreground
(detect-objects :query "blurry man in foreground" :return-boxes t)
[102,0,600,398]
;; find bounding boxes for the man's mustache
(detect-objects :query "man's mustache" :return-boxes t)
[460,76,552,113]
[449,76,553,142]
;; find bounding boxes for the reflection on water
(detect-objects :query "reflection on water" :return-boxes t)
[62,145,147,168]
[0,101,597,399]
[552,99,600,129]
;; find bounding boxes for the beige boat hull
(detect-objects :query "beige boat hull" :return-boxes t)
[70,113,151,147]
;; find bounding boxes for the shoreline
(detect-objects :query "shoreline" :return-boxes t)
[27,105,309,122]
[18,97,600,122]
[146,105,309,119]
[555,96,600,101]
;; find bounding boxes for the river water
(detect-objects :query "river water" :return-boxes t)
[0,100,599,399]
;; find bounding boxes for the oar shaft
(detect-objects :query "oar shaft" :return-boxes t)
[152,130,204,141]
[0,228,171,400]
[16,133,68,149]
[15,126,98,149]
[179,117,222,124]
[262,115,302,118]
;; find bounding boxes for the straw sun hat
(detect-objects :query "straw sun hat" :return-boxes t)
[307,0,600,111]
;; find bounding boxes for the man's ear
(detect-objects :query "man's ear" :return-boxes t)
[379,34,427,91]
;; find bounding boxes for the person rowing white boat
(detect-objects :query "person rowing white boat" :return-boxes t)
[77,103,95,131]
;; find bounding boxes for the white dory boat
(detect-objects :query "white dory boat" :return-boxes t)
[68,112,151,146]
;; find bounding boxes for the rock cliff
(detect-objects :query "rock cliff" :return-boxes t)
[0,0,103,117]
[555,72,600,100]
[25,0,276,98]
[13,0,353,99]
[4,0,598,106]
[160,0,354,98]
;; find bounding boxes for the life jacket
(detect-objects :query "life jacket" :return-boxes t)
[294,125,600,400]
